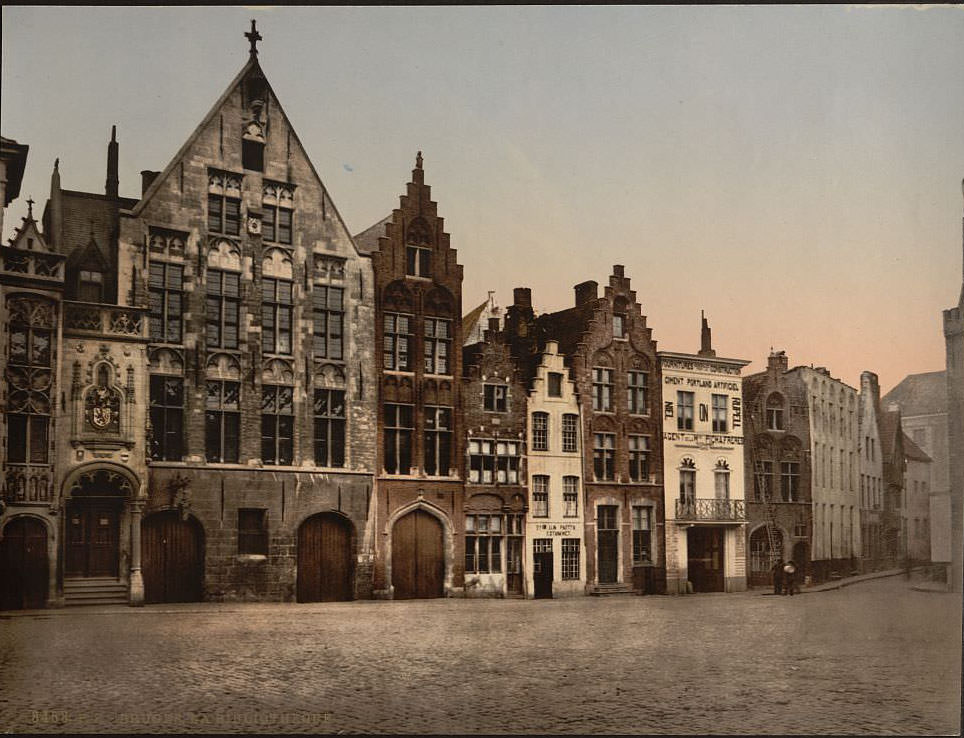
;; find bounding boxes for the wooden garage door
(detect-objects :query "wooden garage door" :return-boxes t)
[0,518,48,610]
[392,510,444,600]
[142,511,204,604]
[297,513,353,602]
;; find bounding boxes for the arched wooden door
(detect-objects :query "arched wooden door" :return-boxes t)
[297,513,354,602]
[0,518,48,610]
[141,511,204,604]
[392,509,444,600]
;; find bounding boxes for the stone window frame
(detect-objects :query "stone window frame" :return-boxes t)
[383,402,415,475]
[313,388,346,469]
[464,514,503,574]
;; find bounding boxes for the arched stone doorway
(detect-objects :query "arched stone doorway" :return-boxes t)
[392,509,444,600]
[64,469,133,579]
[141,511,205,604]
[297,512,354,603]
[0,517,48,610]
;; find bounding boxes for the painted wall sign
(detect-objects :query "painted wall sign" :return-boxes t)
[662,431,745,446]
[532,522,579,537]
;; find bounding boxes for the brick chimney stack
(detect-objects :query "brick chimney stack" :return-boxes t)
[574,280,598,307]
[698,310,716,358]
[768,350,788,374]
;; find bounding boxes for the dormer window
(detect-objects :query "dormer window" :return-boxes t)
[78,270,103,302]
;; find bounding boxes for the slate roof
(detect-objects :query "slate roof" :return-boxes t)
[60,190,137,263]
[879,409,901,459]
[353,215,391,255]
[461,300,489,347]
[882,371,947,418]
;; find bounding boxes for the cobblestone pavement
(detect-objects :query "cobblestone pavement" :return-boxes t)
[1,578,960,735]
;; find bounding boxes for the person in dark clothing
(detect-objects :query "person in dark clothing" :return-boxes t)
[771,559,784,595]
[782,559,797,595]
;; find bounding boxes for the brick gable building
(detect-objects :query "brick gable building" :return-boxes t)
[364,154,466,599]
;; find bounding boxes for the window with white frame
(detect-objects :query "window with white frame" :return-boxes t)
[532,412,549,451]
[561,538,580,580]
[563,476,579,517]
[465,514,502,573]
[424,406,453,476]
[531,475,549,517]
[424,318,451,375]
[679,457,696,501]
[766,393,785,431]
[468,439,521,484]
[383,313,413,371]
[562,414,578,453]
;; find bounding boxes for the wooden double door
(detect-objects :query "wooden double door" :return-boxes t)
[688,526,725,592]
[392,510,444,600]
[0,518,48,610]
[297,513,354,602]
[65,501,120,578]
[142,511,205,604]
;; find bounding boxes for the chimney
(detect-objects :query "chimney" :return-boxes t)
[698,310,716,358]
[106,125,119,200]
[768,350,788,374]
[613,264,625,278]
[574,280,598,307]
[860,371,881,408]
[513,287,531,309]
[140,170,160,196]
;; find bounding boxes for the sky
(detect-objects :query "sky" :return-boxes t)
[2,5,963,395]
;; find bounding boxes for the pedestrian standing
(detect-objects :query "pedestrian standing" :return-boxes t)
[771,559,784,595]
[783,559,797,596]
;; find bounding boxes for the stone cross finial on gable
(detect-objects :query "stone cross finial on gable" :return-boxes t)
[26,198,34,219]
[245,19,262,56]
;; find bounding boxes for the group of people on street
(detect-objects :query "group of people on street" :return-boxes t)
[771,559,798,595]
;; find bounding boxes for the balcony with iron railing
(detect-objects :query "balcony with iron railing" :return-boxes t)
[1,247,65,281]
[62,301,149,340]
[675,498,746,523]
[3,464,53,504]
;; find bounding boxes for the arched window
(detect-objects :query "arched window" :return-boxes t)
[766,393,785,431]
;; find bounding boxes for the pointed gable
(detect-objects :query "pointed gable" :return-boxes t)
[126,53,358,259]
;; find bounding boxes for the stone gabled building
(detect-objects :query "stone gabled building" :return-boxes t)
[359,153,466,599]
[857,371,885,569]
[1,25,379,609]
[461,319,528,597]
[533,266,665,594]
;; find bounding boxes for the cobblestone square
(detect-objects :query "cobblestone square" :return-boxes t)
[1,577,960,735]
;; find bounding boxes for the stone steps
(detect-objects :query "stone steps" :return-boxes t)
[63,578,128,606]
[589,583,635,596]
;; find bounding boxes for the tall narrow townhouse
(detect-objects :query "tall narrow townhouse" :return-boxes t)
[801,365,861,582]
[901,433,933,563]
[659,314,750,594]
[461,319,528,597]
[524,339,586,598]
[536,266,664,595]
[742,352,813,586]
[857,372,885,569]
[121,27,377,603]
[358,153,465,599]
[1,194,67,610]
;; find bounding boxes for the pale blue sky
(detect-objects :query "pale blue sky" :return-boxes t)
[3,5,963,393]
